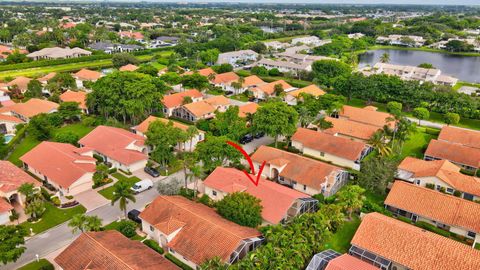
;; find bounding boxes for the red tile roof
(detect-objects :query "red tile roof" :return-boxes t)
[286,84,325,98]
[3,98,59,119]
[20,142,96,188]
[78,126,147,166]
[183,101,216,118]
[385,181,480,233]
[242,75,265,88]
[238,103,259,118]
[37,72,57,83]
[133,116,203,135]
[162,89,203,109]
[139,196,261,265]
[119,64,139,72]
[119,31,144,40]
[438,126,480,149]
[74,69,102,81]
[339,106,394,128]
[5,76,32,91]
[204,167,310,224]
[292,128,366,161]
[0,161,40,193]
[204,95,230,107]
[59,90,87,109]
[253,80,292,96]
[323,116,379,141]
[425,139,480,169]
[183,67,216,77]
[351,212,480,270]
[325,254,379,270]
[0,114,23,124]
[251,145,343,190]
[0,198,13,213]
[212,72,239,84]
[55,231,179,270]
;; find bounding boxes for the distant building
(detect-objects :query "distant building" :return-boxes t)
[376,34,425,47]
[119,31,145,43]
[148,36,181,48]
[88,42,143,54]
[216,49,258,65]
[263,41,288,50]
[161,89,203,117]
[291,36,330,47]
[27,47,91,60]
[348,33,365,39]
[256,58,311,76]
[251,79,295,99]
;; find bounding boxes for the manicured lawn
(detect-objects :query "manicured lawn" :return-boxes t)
[399,128,437,159]
[17,259,53,270]
[150,62,167,70]
[53,123,95,139]
[323,216,361,253]
[8,135,40,166]
[20,203,86,234]
[98,173,141,200]
[230,94,250,102]
[103,220,145,241]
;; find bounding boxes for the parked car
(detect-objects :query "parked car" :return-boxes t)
[127,209,142,223]
[144,166,160,178]
[131,179,154,194]
[239,134,254,144]
[254,132,265,139]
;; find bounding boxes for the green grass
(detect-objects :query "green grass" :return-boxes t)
[263,35,308,43]
[53,123,94,139]
[150,62,167,70]
[366,45,480,57]
[20,203,86,234]
[98,173,141,200]
[7,134,40,166]
[103,220,145,240]
[399,128,437,159]
[17,259,53,270]
[323,216,361,253]
[230,94,250,102]
[475,243,480,250]
[452,81,480,91]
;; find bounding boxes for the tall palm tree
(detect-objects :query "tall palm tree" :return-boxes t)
[18,183,38,204]
[186,125,199,151]
[298,107,314,128]
[368,130,392,156]
[111,182,136,218]
[68,214,103,234]
[380,52,390,63]
[188,164,205,198]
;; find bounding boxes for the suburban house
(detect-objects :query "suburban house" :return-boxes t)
[0,45,27,61]
[79,125,148,172]
[0,161,40,224]
[285,45,310,54]
[132,116,205,151]
[277,52,336,65]
[438,126,480,149]
[322,116,380,143]
[349,212,480,270]
[148,36,181,48]
[263,41,287,50]
[251,146,349,197]
[176,95,230,122]
[161,89,203,117]
[0,114,24,135]
[216,49,258,65]
[306,250,378,270]
[256,58,312,75]
[425,140,480,172]
[291,36,327,46]
[139,196,263,268]
[211,72,240,92]
[251,80,295,99]
[27,47,91,60]
[88,42,143,54]
[238,103,259,118]
[203,167,318,224]
[348,33,366,39]
[0,76,31,93]
[37,72,56,86]
[0,98,59,122]
[385,181,480,246]
[55,231,179,270]
[182,67,216,77]
[291,128,371,170]
[397,157,480,201]
[119,64,139,72]
[284,84,325,105]
[242,75,266,91]
[20,142,96,196]
[59,90,88,114]
[376,34,426,47]
[73,68,102,88]
[336,105,395,129]
[119,31,145,43]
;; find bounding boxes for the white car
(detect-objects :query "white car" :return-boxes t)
[130,179,154,194]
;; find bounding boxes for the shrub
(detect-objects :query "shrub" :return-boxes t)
[81,116,99,127]
[460,169,475,176]
[53,131,79,145]
[397,215,413,224]
[65,195,74,200]
[453,190,462,197]
[425,183,435,189]
[416,221,451,238]
[41,188,52,202]
[51,196,61,206]
[108,168,117,174]
[425,127,440,135]
[165,253,194,270]
[143,239,164,254]
[119,168,132,175]
[439,186,446,193]
[93,154,104,163]
[198,194,212,206]
[179,187,195,200]
[117,220,137,238]
[312,193,325,204]
[216,192,262,228]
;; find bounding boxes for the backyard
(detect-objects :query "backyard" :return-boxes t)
[322,216,361,253]
[20,203,86,234]
[399,127,437,159]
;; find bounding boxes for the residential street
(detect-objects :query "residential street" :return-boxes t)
[1,172,185,270]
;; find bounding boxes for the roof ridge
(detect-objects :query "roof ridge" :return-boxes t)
[84,232,134,270]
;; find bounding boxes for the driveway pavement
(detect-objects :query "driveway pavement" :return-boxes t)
[74,189,109,212]
[242,135,275,154]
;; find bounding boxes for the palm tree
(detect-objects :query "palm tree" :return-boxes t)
[298,107,314,128]
[186,125,199,151]
[24,198,45,221]
[380,52,390,63]
[368,130,392,156]
[111,182,136,218]
[313,116,333,131]
[68,214,103,234]
[84,215,103,232]
[207,73,216,82]
[231,81,242,95]
[68,214,87,233]
[18,183,38,204]
[188,164,205,198]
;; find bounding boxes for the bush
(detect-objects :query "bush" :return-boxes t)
[108,168,117,174]
[453,190,462,197]
[217,192,262,228]
[312,193,325,204]
[425,183,435,189]
[179,187,195,200]
[117,220,137,238]
[460,169,475,176]
[143,239,164,254]
[198,194,212,206]
[416,221,451,238]
[53,131,79,145]
[165,253,194,270]
[51,196,61,206]
[81,116,99,127]
[119,168,132,175]
[41,188,52,202]
[397,215,413,224]
[93,154,104,163]
[425,127,440,135]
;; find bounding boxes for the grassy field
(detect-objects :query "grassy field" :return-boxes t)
[21,203,86,234]
[453,81,480,91]
[323,216,361,253]
[17,259,54,270]
[399,127,437,159]
[98,172,141,200]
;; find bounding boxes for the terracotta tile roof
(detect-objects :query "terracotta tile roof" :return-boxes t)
[37,72,56,83]
[212,72,239,84]
[325,254,379,270]
[119,31,144,40]
[251,145,343,190]
[339,106,394,128]
[0,161,40,193]
[323,116,379,141]
[425,139,480,168]
[134,116,196,134]
[204,95,230,107]
[74,69,102,81]
[0,99,15,107]
[139,196,261,265]
[351,212,480,270]
[386,181,480,233]
[55,231,179,270]
[0,114,24,124]
[238,103,259,118]
[286,84,325,98]
[183,101,216,118]
[79,126,147,166]
[292,128,366,161]
[242,75,265,88]
[162,89,203,109]
[253,80,293,96]
[183,67,216,77]
[438,126,480,149]
[6,76,32,91]
[398,157,480,197]
[0,199,13,213]
[204,167,310,224]
[4,98,59,119]
[119,64,139,71]
[59,90,87,109]
[20,142,96,188]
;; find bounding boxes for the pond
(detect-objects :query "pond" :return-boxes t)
[358,49,480,83]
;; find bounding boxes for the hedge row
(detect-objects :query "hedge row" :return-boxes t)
[143,239,164,254]
[0,54,112,72]
[165,253,194,270]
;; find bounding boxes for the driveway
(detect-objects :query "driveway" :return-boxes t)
[74,189,109,212]
[242,135,274,154]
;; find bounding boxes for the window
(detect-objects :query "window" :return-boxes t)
[415,179,421,185]
[320,152,325,157]
[292,181,297,186]
[467,231,476,238]
[303,185,307,191]
[150,225,154,232]
[212,190,217,196]
[446,188,454,194]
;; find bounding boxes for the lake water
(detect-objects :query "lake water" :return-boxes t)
[358,49,480,83]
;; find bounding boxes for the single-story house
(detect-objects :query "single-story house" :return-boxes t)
[385,181,480,245]
[438,126,480,149]
[0,98,59,122]
[59,90,88,114]
[55,231,179,270]
[182,67,216,78]
[37,72,57,86]
[174,95,231,122]
[162,89,203,117]
[0,160,40,207]
[0,114,24,135]
[139,196,263,268]
[0,76,31,93]
[203,167,318,225]
[79,125,148,172]
[119,64,139,72]
[284,84,325,105]
[349,212,480,270]
[27,47,91,60]
[73,69,102,89]
[216,49,258,65]
[119,31,145,43]
[251,80,295,99]
[211,72,240,92]
[424,139,480,172]
[0,199,13,225]
[20,142,96,196]
[132,116,205,151]
[291,128,372,170]
[251,145,349,197]
[256,58,311,75]
[306,250,378,270]
[337,105,395,128]
[322,116,380,143]
[241,75,266,92]
[397,157,480,201]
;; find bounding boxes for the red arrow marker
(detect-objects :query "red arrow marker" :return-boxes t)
[227,141,266,186]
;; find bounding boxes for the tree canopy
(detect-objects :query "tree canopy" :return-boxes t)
[216,192,263,228]
[253,102,298,147]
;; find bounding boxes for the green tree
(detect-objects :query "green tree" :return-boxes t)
[46,73,76,93]
[313,116,333,131]
[312,60,352,87]
[112,53,139,68]
[24,198,46,221]
[136,64,159,77]
[58,101,82,122]
[5,51,29,64]
[336,185,365,219]
[412,107,430,125]
[181,73,210,91]
[0,225,27,265]
[200,257,229,270]
[213,63,233,73]
[418,63,435,69]
[111,181,136,218]
[253,102,298,147]
[217,192,262,228]
[18,183,38,203]
[27,114,52,141]
[146,120,185,167]
[53,131,79,145]
[297,106,315,128]
[444,112,460,126]
[68,214,103,233]
[386,101,403,115]
[25,80,43,98]
[195,136,243,172]
[368,130,392,156]
[199,48,220,65]
[359,156,398,195]
[249,41,267,54]
[211,106,247,141]
[273,83,284,96]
